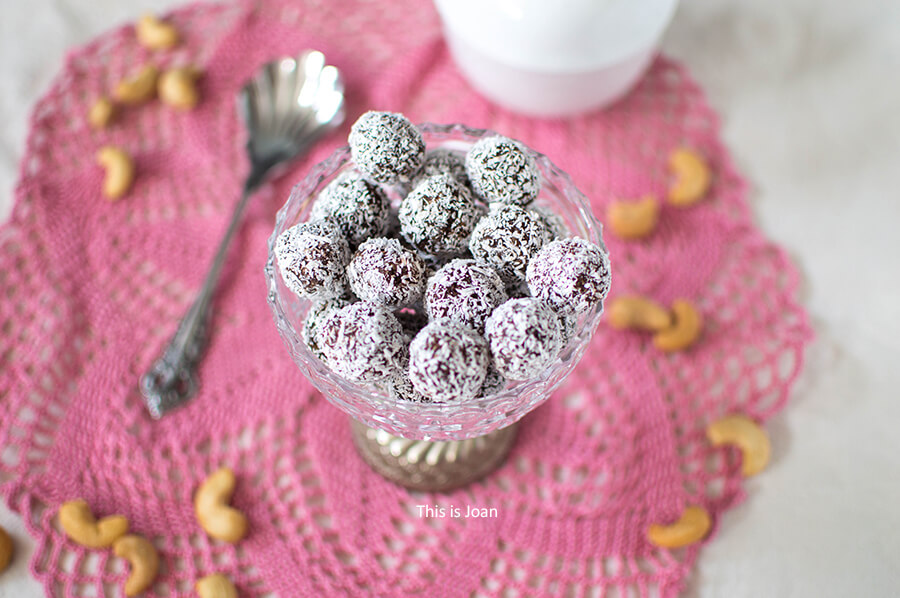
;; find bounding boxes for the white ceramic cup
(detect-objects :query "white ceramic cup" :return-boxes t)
[433,0,680,117]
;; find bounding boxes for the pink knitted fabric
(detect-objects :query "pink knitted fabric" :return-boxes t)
[0,0,813,596]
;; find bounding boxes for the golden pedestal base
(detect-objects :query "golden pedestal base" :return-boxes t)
[350,419,519,492]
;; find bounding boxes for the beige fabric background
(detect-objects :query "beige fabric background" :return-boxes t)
[1,1,898,596]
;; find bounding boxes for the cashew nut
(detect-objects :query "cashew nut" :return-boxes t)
[135,14,180,50]
[707,414,771,477]
[0,525,13,573]
[88,97,116,129]
[194,467,248,543]
[607,296,673,332]
[668,148,711,206]
[114,65,159,105]
[58,499,129,548]
[653,299,702,352]
[647,505,711,548]
[607,195,660,240]
[97,146,135,200]
[196,573,239,598]
[158,66,201,111]
[113,534,159,597]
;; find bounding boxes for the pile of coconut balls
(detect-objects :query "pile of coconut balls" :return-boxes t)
[275,111,610,403]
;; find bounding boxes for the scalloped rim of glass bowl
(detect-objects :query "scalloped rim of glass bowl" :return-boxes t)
[265,122,605,441]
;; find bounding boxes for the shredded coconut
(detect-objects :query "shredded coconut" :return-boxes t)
[349,111,425,185]
[311,170,390,247]
[465,135,540,206]
[274,219,350,300]
[347,237,427,308]
[526,237,611,314]
[469,202,550,282]
[485,298,562,380]
[318,302,407,382]
[425,258,508,333]
[408,320,489,401]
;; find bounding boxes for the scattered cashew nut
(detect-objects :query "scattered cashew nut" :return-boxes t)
[647,505,711,548]
[97,146,135,200]
[135,14,180,50]
[0,525,13,573]
[58,499,129,548]
[653,299,703,352]
[114,65,159,105]
[607,195,660,240]
[668,148,711,206]
[158,66,201,110]
[707,414,771,477]
[196,573,239,598]
[607,296,673,332]
[195,467,248,543]
[113,534,159,597]
[88,97,116,129]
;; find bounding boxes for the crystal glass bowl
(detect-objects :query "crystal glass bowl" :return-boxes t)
[265,122,606,441]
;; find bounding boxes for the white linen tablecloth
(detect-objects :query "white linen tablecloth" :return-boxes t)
[1,0,898,596]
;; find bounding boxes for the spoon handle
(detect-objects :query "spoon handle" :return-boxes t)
[139,169,263,418]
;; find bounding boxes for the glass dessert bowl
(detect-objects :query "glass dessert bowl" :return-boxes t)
[265,122,607,490]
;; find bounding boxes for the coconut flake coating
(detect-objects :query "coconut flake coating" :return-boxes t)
[408,320,489,401]
[413,148,470,188]
[469,203,551,282]
[530,204,570,240]
[302,296,352,361]
[526,237,611,315]
[465,135,540,206]
[317,302,407,382]
[399,174,481,257]
[349,111,425,185]
[425,259,508,332]
[311,170,390,247]
[485,298,562,380]
[275,219,350,300]
[347,237,427,308]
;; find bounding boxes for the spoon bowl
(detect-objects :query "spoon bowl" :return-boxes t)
[239,52,346,187]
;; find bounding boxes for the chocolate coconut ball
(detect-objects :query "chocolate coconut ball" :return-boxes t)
[349,111,425,185]
[302,296,352,361]
[274,219,350,300]
[347,237,427,308]
[399,174,481,257]
[311,170,390,247]
[466,135,540,206]
[408,320,489,402]
[469,203,551,282]
[317,302,407,382]
[413,148,469,188]
[530,204,569,240]
[425,259,508,333]
[526,237,611,315]
[485,298,562,381]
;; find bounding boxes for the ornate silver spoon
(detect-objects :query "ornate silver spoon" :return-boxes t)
[140,51,346,418]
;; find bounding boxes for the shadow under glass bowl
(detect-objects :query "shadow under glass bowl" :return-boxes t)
[265,122,606,442]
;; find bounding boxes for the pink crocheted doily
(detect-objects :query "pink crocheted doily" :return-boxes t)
[0,0,813,596]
